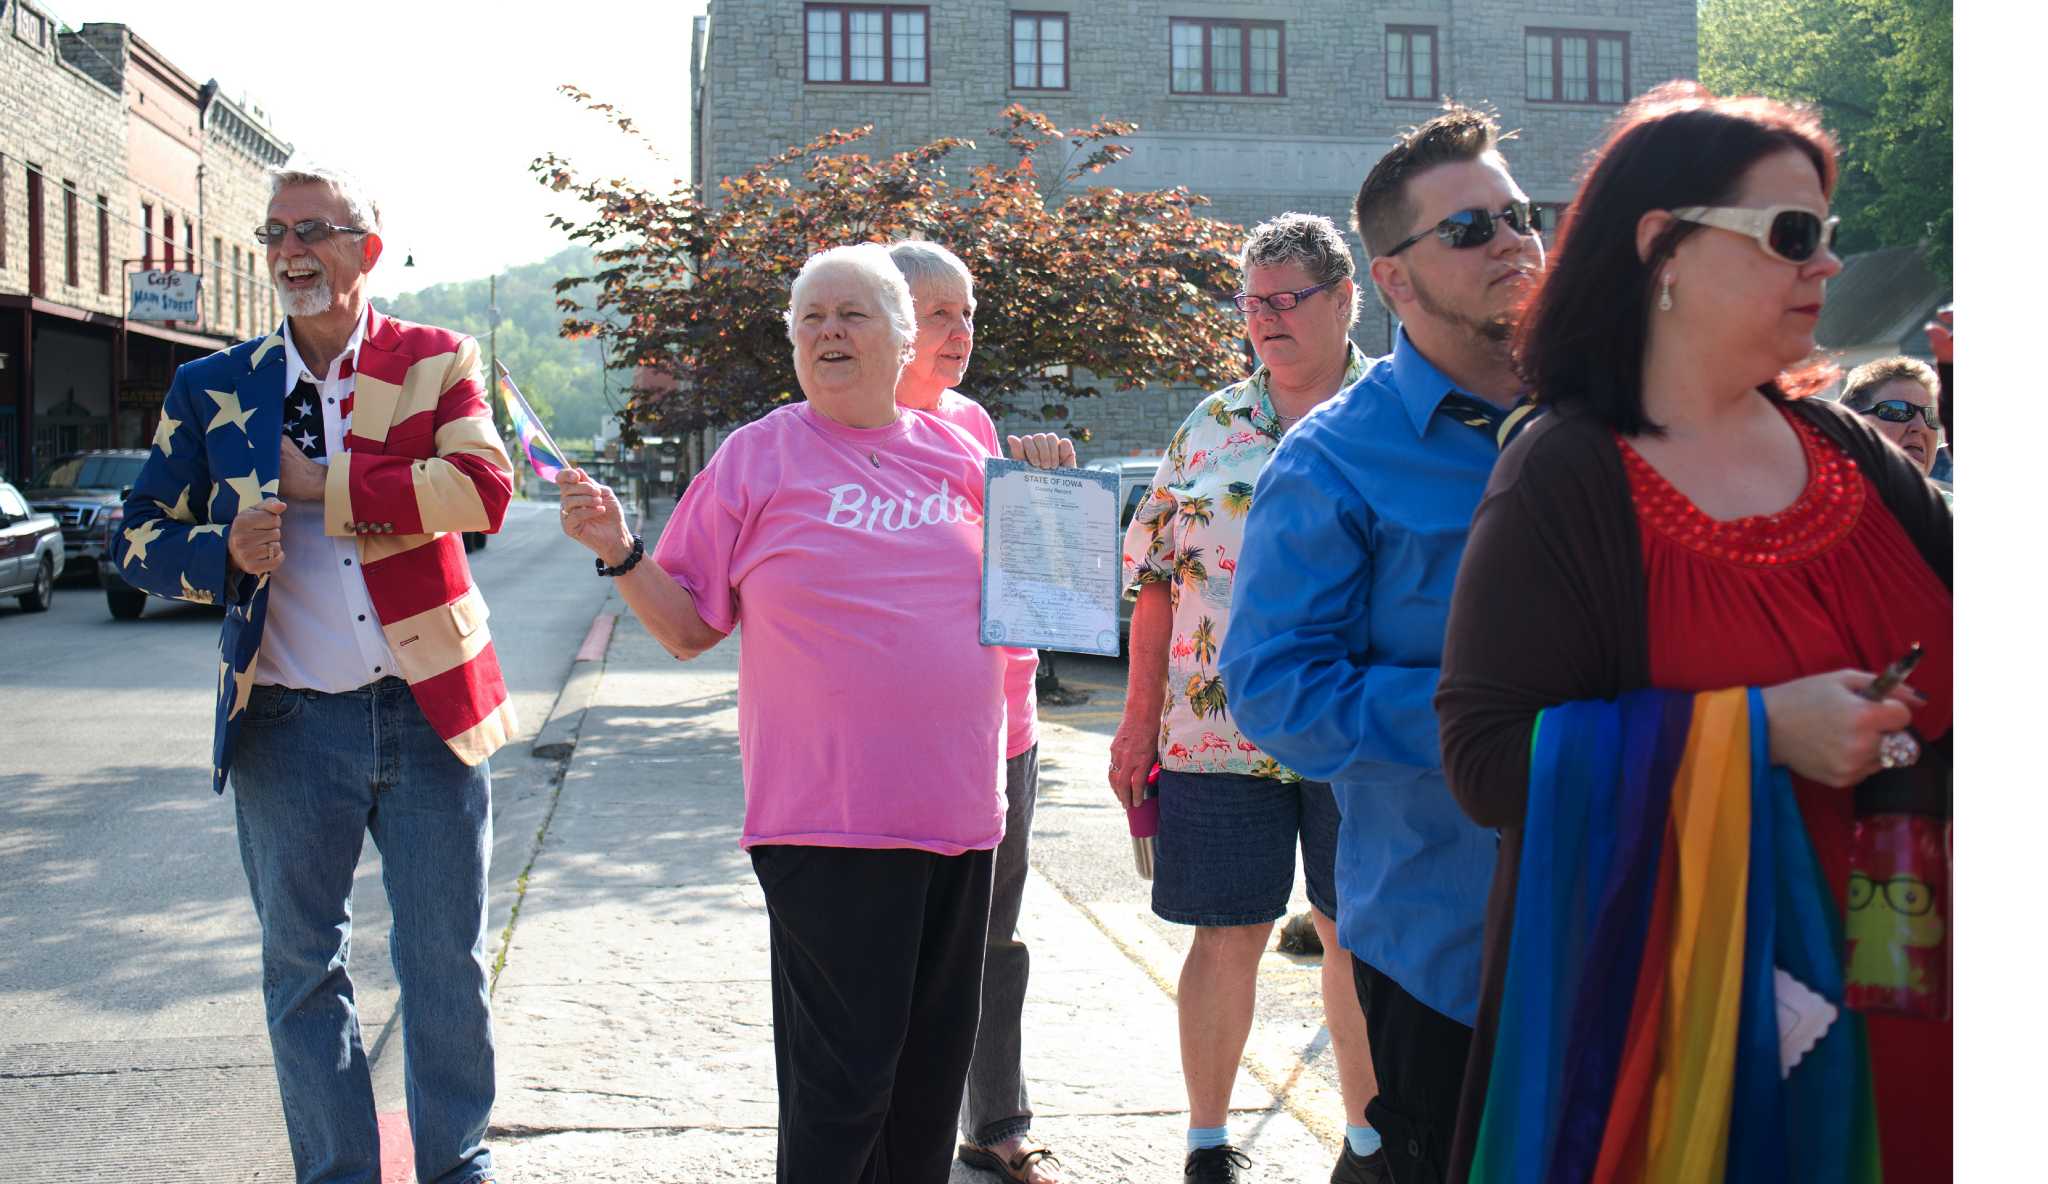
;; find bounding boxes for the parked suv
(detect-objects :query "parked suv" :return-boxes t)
[25,450,150,574]
[0,480,63,612]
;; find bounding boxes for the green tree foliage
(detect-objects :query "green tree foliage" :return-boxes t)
[1699,0,1952,275]
[380,246,623,443]
[533,92,1249,440]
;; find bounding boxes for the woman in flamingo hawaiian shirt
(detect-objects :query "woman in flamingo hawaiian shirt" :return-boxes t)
[1106,213,1382,1183]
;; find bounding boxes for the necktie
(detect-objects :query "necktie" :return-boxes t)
[1437,391,1542,451]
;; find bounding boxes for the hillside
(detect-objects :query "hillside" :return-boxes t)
[382,246,622,442]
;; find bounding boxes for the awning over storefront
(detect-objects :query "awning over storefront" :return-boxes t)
[0,294,236,352]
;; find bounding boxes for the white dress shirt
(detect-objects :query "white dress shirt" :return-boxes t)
[251,307,397,692]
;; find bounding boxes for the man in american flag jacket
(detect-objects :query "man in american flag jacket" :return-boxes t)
[111,165,513,1184]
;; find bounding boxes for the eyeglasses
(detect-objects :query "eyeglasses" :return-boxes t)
[1858,398,1942,429]
[1670,204,1839,264]
[254,218,369,247]
[1230,278,1340,314]
[1848,871,1936,917]
[1384,201,1545,256]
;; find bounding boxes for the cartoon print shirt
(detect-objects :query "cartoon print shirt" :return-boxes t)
[1121,345,1370,779]
[653,401,1005,854]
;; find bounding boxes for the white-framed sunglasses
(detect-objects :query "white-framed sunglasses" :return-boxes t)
[1670,204,1840,264]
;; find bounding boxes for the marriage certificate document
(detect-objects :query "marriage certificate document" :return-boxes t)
[979,459,1122,656]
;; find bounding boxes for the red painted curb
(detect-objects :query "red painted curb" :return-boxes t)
[575,610,618,664]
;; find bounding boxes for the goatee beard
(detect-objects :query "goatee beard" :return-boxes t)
[1411,273,1516,349]
[279,279,335,318]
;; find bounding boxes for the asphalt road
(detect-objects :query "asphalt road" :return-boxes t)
[0,499,609,1177]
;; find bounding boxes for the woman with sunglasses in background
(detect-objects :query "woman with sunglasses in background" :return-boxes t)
[1843,355,1950,494]
[1434,83,1951,1180]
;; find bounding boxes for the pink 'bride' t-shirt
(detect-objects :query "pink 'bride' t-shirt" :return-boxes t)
[652,401,1005,854]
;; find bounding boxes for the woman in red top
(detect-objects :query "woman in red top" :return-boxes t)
[1435,83,1952,1179]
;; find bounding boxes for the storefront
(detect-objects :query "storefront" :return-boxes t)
[0,294,230,484]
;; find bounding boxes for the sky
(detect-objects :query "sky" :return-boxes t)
[49,0,710,296]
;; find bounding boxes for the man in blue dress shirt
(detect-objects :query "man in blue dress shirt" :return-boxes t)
[1218,107,1545,1184]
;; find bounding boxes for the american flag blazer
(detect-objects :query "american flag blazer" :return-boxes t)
[111,306,519,794]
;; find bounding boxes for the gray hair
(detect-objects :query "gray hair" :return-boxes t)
[1242,211,1360,326]
[888,240,976,308]
[268,165,380,234]
[783,243,918,358]
[1841,355,1941,412]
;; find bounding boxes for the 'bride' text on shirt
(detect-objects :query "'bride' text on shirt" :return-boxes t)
[825,482,982,533]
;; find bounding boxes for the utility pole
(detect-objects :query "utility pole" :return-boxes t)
[489,274,515,496]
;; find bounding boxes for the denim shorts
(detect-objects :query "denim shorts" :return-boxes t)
[1150,769,1340,927]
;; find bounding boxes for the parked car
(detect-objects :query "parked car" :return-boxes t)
[25,449,150,575]
[1083,454,1165,643]
[0,480,63,612]
[97,501,157,619]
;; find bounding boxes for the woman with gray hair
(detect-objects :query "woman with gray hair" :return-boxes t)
[1842,355,1948,483]
[557,242,1067,1182]
[1107,212,1384,1184]
[889,239,1072,1184]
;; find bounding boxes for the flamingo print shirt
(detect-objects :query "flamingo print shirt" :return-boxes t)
[1121,345,1369,778]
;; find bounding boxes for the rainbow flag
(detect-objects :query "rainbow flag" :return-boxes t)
[1467,687,1878,1184]
[498,362,568,483]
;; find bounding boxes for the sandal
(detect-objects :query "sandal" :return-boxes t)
[958,1139,1064,1183]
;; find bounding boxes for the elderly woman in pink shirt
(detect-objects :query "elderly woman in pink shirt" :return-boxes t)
[558,242,1068,1183]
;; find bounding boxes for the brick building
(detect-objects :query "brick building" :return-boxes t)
[689,0,1696,456]
[0,1,289,482]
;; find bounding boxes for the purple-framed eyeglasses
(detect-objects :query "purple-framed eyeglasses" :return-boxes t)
[1230,278,1340,314]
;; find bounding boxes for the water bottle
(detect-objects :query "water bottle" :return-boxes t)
[1127,763,1160,879]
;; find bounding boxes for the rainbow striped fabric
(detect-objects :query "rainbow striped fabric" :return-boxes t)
[499,365,567,483]
[1468,687,1879,1184]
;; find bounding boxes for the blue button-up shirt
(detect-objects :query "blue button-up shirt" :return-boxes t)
[1217,330,1504,1026]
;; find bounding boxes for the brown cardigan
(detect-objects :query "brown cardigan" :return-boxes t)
[1432,395,1953,1181]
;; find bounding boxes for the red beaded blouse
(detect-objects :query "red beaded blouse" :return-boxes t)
[1620,403,1953,1182]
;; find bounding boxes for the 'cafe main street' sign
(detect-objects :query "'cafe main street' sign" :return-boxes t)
[128,270,203,322]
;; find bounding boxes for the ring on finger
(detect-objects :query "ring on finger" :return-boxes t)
[1877,730,1921,770]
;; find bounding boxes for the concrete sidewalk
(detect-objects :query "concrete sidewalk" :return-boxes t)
[486,613,1340,1182]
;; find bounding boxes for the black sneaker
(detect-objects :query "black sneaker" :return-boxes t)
[1185,1145,1251,1182]
[1330,1142,1389,1184]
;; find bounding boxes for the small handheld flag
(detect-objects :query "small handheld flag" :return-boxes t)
[497,362,569,483]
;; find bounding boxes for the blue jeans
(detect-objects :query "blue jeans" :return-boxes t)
[232,677,496,1184]
[1150,770,1342,927]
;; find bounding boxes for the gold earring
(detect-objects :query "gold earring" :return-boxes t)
[1659,275,1674,312]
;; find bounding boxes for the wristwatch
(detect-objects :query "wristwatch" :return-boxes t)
[596,534,645,577]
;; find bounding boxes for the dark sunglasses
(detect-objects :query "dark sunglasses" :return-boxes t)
[1384,201,1544,256]
[1859,398,1941,429]
[1231,278,1340,314]
[254,218,369,247]
[1670,205,1839,264]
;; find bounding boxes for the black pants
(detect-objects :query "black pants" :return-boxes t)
[753,843,995,1184]
[1353,957,1474,1184]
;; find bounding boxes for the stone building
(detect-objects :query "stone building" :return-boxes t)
[690,0,1696,456]
[0,1,289,482]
